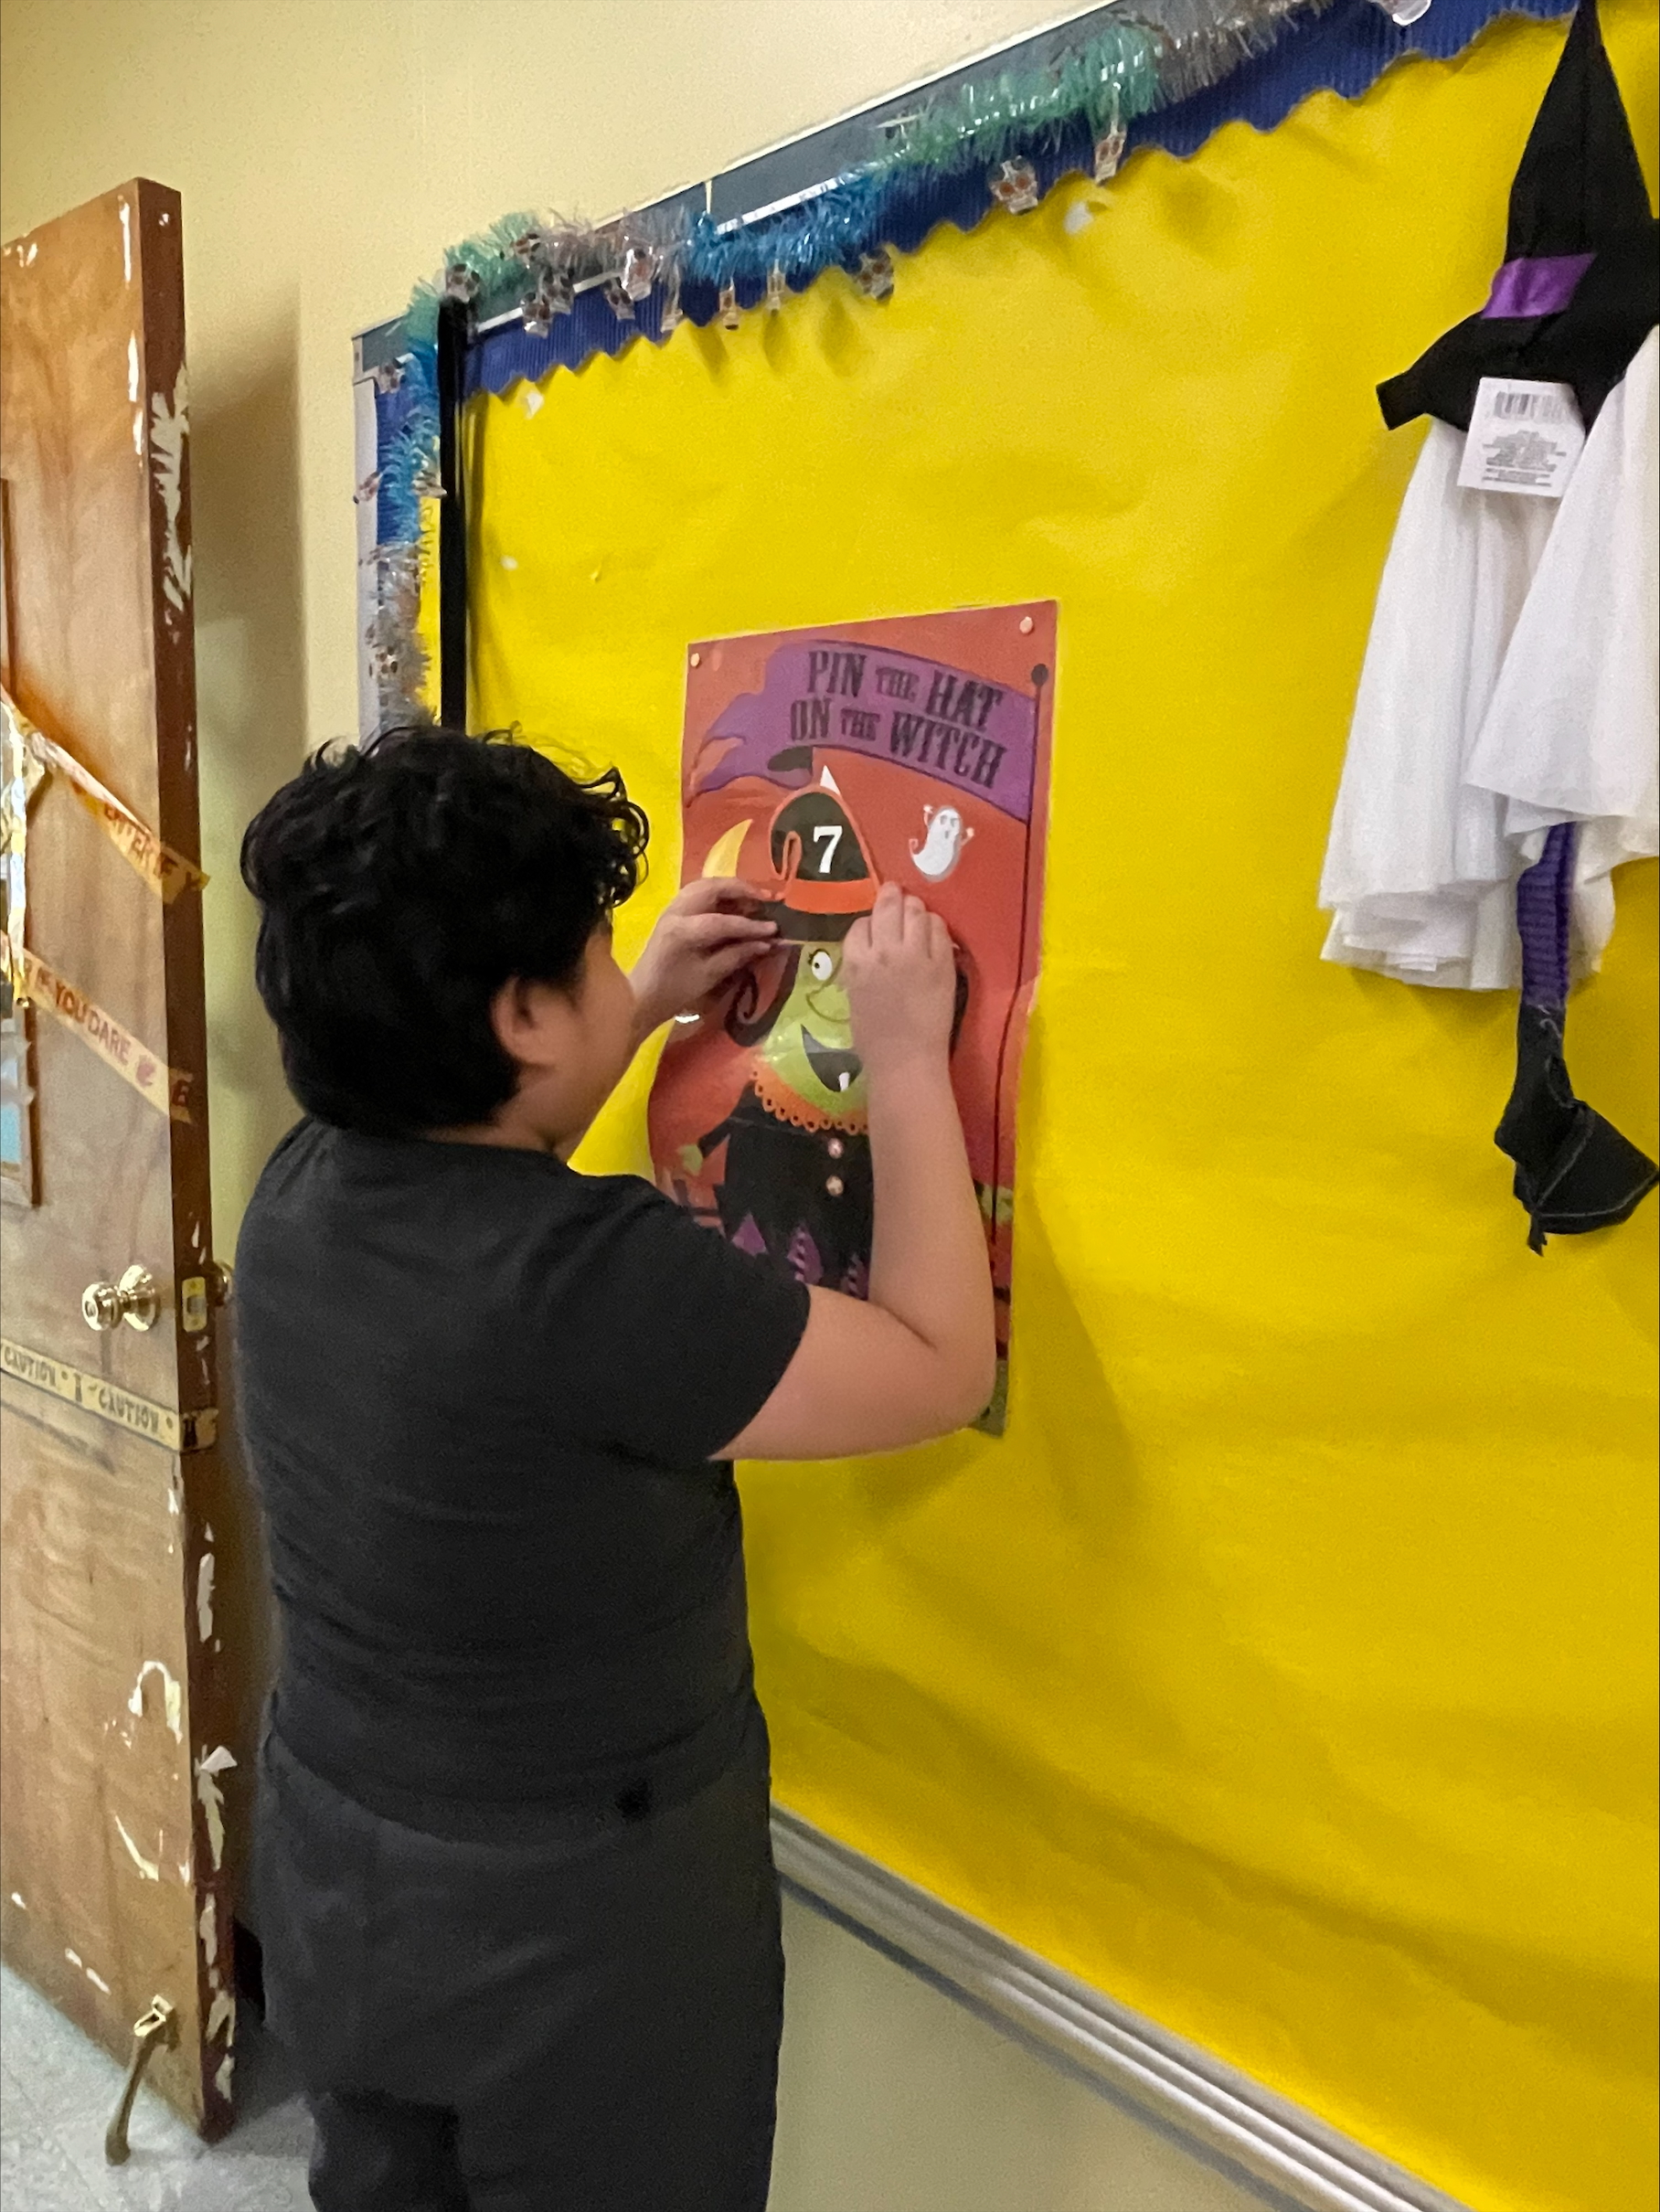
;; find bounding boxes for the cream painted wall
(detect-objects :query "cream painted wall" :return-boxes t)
[0,0,1087,1247]
[774,1897,1279,2212]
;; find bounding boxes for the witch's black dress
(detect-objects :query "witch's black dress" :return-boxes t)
[698,1086,874,1293]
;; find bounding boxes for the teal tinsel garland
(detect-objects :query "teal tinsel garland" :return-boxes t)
[375,340,441,545]
[388,7,1231,345]
[365,0,1331,726]
[389,0,1343,352]
[404,210,541,347]
[683,18,1164,292]
[883,21,1161,172]
[388,0,1346,353]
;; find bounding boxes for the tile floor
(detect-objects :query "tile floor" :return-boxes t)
[1,1967,312,2211]
[4,1900,1276,2212]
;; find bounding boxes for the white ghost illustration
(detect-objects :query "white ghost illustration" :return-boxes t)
[910,803,974,882]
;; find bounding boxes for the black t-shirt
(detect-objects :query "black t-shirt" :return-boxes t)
[235,1119,809,1836]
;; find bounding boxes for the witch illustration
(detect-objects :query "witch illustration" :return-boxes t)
[681,759,965,1292]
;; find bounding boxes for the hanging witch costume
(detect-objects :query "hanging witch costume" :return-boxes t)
[1319,0,1657,1248]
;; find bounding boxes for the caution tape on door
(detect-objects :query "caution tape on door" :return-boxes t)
[1,1335,217,1452]
[1,688,208,903]
[0,936,193,1122]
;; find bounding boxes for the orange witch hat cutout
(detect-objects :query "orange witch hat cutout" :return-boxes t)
[763,763,880,941]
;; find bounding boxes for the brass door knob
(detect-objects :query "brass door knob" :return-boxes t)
[81,1265,161,1334]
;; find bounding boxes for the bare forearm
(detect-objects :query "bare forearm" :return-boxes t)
[722,888,997,1460]
[866,1053,995,1390]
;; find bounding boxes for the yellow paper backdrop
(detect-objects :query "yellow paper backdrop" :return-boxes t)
[465,14,1658,2206]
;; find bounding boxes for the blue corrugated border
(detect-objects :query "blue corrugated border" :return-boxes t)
[1133,0,1567,153]
[459,0,1572,399]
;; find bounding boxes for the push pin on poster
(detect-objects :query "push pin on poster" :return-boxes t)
[990,158,1040,213]
[603,278,636,322]
[766,262,787,313]
[719,282,741,330]
[855,250,895,301]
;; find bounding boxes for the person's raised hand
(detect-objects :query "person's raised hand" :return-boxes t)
[842,882,956,1081]
[629,877,778,1038]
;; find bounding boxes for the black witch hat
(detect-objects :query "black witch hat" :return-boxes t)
[761,760,881,942]
[1378,0,1658,433]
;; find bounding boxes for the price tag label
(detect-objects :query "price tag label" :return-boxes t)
[1458,378,1585,498]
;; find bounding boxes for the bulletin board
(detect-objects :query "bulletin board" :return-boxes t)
[462,13,1658,2208]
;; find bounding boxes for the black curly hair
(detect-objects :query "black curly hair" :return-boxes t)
[241,726,649,1135]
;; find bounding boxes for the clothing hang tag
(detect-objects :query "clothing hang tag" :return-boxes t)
[1457,378,1586,498]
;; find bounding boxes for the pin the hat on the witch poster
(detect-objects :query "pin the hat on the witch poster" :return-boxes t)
[647,605,1056,1434]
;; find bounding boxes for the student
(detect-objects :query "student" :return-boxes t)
[235,725,995,2212]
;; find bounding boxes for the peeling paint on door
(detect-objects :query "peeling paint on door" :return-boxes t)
[149,366,191,615]
[127,1659,184,1743]
[195,1745,237,1870]
[112,1815,161,1881]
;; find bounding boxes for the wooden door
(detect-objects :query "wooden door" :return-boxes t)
[2,182,239,2138]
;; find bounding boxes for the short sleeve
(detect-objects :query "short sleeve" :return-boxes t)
[553,1181,811,1462]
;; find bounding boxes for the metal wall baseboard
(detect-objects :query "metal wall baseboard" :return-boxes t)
[771,1807,1473,2212]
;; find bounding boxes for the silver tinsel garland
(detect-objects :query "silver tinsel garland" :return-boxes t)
[372,0,1425,717]
[399,0,1364,347]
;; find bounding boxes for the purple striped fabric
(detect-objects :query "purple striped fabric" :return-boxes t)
[1516,821,1576,1009]
[1482,252,1595,320]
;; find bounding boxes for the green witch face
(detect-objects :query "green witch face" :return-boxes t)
[754,941,867,1120]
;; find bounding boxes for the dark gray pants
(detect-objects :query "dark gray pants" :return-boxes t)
[254,1712,782,2212]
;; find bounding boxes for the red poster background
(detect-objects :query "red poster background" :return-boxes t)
[647,605,1055,1426]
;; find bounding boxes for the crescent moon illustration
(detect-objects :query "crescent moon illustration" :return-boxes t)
[701,819,753,878]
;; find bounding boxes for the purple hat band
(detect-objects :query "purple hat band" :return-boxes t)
[1516,821,1575,1010]
[1482,252,1596,321]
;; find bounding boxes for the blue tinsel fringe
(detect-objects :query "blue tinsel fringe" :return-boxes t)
[375,341,439,549]
[372,0,1578,537]
[454,0,1573,401]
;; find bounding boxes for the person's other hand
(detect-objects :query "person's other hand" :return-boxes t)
[842,883,955,1080]
[629,878,777,1037]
